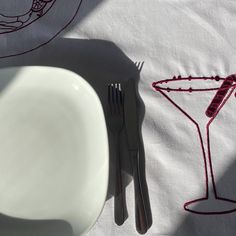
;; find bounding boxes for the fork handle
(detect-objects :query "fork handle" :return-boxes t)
[114,133,126,225]
[131,150,149,234]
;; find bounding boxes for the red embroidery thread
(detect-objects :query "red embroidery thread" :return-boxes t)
[0,0,56,34]
[153,75,236,215]
[0,0,83,58]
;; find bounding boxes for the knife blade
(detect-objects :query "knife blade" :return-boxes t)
[124,78,148,234]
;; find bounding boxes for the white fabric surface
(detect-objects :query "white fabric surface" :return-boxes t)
[1,0,236,235]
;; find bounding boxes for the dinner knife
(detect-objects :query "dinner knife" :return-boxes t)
[124,78,148,234]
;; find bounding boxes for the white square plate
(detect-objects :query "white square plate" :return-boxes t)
[0,66,109,235]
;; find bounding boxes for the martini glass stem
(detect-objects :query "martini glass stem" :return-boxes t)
[198,125,217,199]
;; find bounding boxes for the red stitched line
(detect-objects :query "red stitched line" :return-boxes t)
[158,89,209,199]
[153,75,236,214]
[0,0,84,58]
[206,85,236,197]
[152,76,234,92]
[0,0,56,35]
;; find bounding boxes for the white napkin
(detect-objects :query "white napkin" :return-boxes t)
[74,1,236,236]
[1,0,236,235]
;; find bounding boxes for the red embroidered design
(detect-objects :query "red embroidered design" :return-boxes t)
[0,0,56,34]
[153,75,236,215]
[0,0,83,58]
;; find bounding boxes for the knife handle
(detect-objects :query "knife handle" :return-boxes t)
[114,133,126,225]
[131,150,149,234]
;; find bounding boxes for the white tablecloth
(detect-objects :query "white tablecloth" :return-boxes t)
[1,0,236,235]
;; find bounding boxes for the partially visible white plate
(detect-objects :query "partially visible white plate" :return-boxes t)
[0,66,108,235]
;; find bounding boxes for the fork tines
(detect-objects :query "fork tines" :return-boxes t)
[135,61,144,73]
[108,83,123,115]
[107,82,126,225]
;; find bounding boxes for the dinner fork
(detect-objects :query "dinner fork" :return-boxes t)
[107,83,126,226]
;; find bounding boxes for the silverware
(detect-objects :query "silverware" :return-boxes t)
[135,61,144,73]
[124,71,148,234]
[107,83,126,226]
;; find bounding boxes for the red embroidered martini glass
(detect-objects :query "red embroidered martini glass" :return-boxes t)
[152,74,236,214]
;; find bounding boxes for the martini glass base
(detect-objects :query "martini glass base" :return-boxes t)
[184,198,236,215]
